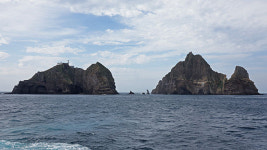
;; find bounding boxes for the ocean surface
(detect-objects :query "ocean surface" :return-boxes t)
[0,94,267,150]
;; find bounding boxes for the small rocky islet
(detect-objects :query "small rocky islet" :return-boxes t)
[12,52,259,95]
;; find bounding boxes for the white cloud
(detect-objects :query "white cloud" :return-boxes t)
[0,1,48,33]
[205,53,251,61]
[1,0,267,92]
[0,65,31,91]
[110,67,171,92]
[0,52,9,60]
[89,51,134,65]
[2,0,266,58]
[26,45,83,56]
[18,56,64,69]
[89,50,156,65]
[74,0,267,59]
[0,0,81,39]
[58,0,159,18]
[0,34,8,45]
[82,29,133,46]
[87,50,184,66]
[0,55,66,91]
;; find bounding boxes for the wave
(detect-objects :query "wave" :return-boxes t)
[0,140,90,150]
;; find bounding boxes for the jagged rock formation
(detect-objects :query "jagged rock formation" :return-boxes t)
[129,91,135,94]
[12,62,118,94]
[152,52,259,95]
[224,66,259,95]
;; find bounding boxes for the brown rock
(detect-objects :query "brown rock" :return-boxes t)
[12,62,118,94]
[152,52,259,95]
[224,66,259,95]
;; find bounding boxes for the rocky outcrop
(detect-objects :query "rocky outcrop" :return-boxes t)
[129,91,135,94]
[224,66,259,95]
[152,52,259,95]
[12,62,118,94]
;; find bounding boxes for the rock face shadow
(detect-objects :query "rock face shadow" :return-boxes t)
[12,62,118,95]
[152,52,259,95]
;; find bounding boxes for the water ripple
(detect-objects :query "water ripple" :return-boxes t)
[0,94,267,149]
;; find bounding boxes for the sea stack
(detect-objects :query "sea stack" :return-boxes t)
[224,66,259,95]
[12,62,118,94]
[152,52,259,95]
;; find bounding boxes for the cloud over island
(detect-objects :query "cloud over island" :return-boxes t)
[0,0,267,92]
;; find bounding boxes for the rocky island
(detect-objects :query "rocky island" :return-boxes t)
[12,62,118,94]
[152,52,259,95]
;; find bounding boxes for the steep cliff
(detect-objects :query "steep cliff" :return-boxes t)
[152,52,226,94]
[12,62,118,94]
[224,66,259,95]
[83,62,118,94]
[152,52,259,95]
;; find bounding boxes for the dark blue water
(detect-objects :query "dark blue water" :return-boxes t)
[0,94,267,150]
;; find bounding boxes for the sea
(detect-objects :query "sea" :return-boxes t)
[0,94,267,150]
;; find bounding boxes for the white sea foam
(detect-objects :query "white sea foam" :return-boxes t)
[0,140,90,150]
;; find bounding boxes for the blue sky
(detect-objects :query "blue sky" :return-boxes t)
[0,0,266,93]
